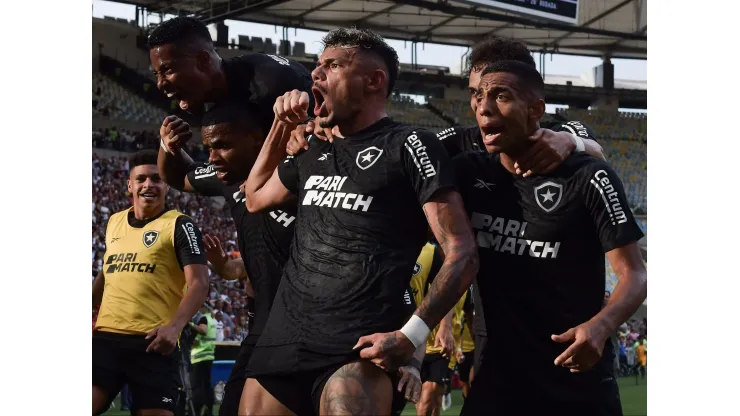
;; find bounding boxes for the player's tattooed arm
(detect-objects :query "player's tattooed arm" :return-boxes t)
[417,190,479,331]
[92,270,104,307]
[243,117,296,213]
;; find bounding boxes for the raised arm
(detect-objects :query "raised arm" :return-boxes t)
[243,117,297,213]
[158,115,198,192]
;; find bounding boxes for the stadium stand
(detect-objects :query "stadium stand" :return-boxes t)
[94,73,166,124]
[387,95,448,129]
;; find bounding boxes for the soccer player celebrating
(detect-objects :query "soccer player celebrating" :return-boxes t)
[157,101,305,416]
[148,16,312,119]
[438,36,605,171]
[240,28,478,415]
[92,150,209,416]
[455,61,647,415]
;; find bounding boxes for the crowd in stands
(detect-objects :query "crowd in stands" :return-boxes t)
[92,154,251,342]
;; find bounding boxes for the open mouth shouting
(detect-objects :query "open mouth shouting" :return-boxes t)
[312,84,329,117]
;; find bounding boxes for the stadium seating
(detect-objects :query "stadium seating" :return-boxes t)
[386,95,448,129]
[93,73,167,124]
[558,109,647,142]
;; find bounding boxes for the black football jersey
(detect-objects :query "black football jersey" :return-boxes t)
[186,163,295,341]
[248,118,456,375]
[454,151,643,398]
[439,119,598,337]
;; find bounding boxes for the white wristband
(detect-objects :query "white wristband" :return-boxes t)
[570,133,586,153]
[160,138,169,152]
[400,315,431,349]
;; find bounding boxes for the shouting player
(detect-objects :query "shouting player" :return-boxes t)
[148,16,315,415]
[157,101,306,416]
[240,28,478,415]
[455,61,647,415]
[92,150,209,415]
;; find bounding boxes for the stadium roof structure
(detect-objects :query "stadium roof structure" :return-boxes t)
[132,0,647,60]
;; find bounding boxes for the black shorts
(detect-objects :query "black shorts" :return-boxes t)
[421,353,451,386]
[218,336,256,416]
[473,334,487,376]
[462,370,624,416]
[92,331,180,414]
[458,351,475,383]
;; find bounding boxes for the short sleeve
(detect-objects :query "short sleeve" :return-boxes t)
[277,154,301,195]
[463,286,474,314]
[437,125,482,156]
[185,163,225,197]
[400,129,457,205]
[553,120,598,142]
[580,161,644,252]
[402,287,417,319]
[174,216,208,268]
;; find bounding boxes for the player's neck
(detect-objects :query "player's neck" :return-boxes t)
[499,141,535,174]
[132,204,166,221]
[338,106,388,136]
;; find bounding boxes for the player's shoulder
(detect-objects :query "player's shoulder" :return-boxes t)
[436,124,478,141]
[554,153,615,180]
[452,150,497,172]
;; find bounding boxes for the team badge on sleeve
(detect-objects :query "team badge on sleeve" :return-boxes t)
[143,230,159,248]
[534,181,563,213]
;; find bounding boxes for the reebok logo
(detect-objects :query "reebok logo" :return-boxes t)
[474,179,495,191]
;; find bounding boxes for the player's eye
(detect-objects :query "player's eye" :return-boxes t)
[497,94,508,101]
[329,62,339,70]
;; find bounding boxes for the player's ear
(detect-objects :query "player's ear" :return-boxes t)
[127,179,132,194]
[365,68,387,95]
[528,98,546,122]
[195,50,212,73]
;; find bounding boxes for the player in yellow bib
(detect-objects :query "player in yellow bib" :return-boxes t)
[442,286,475,409]
[408,242,456,416]
[92,150,210,416]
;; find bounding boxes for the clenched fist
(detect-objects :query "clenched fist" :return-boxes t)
[159,115,192,155]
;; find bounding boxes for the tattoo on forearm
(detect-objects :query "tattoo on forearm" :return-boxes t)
[419,198,478,329]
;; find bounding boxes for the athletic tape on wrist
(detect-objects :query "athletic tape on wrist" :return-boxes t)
[400,315,431,349]
[160,138,169,152]
[570,133,586,153]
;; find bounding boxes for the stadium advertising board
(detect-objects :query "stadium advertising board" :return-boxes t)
[462,0,579,25]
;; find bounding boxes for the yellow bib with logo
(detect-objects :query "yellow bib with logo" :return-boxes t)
[95,208,188,335]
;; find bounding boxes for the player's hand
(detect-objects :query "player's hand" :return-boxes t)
[274,89,310,124]
[203,234,228,271]
[397,365,422,403]
[145,324,181,355]
[514,129,575,177]
[552,320,609,372]
[434,327,455,359]
[354,330,415,372]
[159,115,192,155]
[285,119,335,155]
[456,349,465,364]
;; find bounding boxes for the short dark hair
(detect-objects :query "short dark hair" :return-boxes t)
[147,16,213,50]
[129,149,158,168]
[201,101,258,132]
[321,28,399,97]
[469,37,535,74]
[481,60,545,99]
